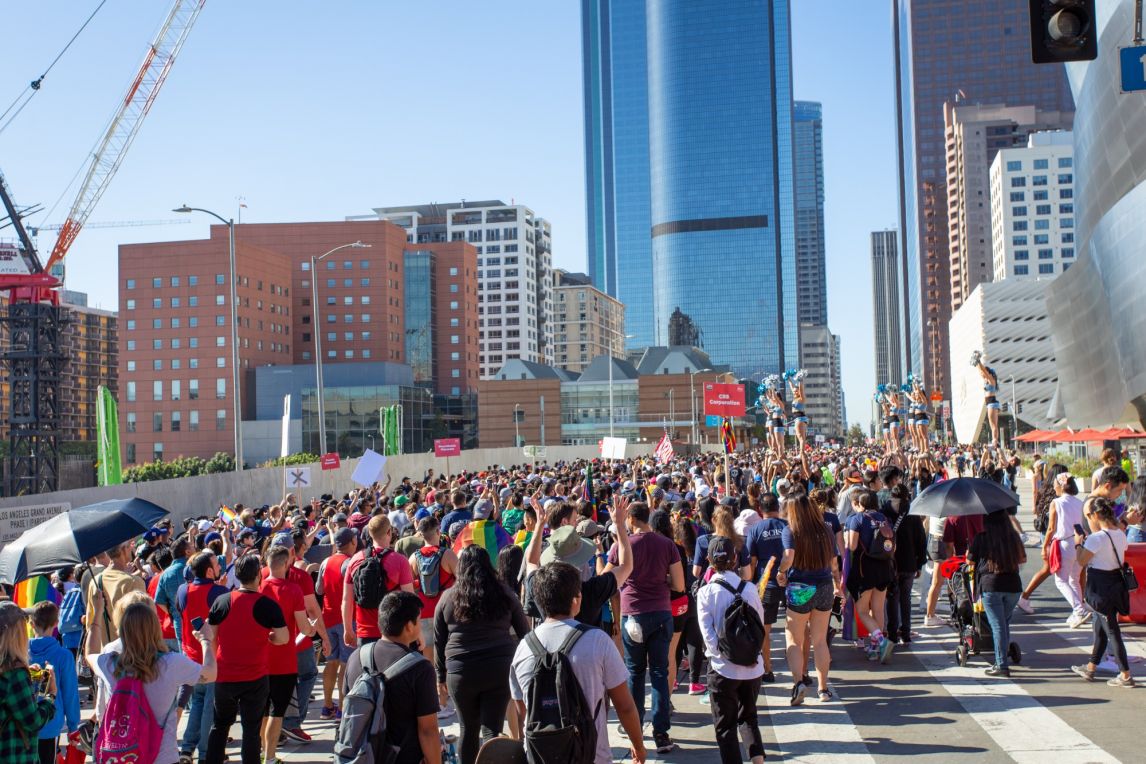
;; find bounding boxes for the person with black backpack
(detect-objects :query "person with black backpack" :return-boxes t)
[341,515,415,651]
[510,562,646,764]
[845,489,896,664]
[338,592,442,764]
[697,536,767,764]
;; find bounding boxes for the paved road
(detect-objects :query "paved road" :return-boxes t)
[197,478,1145,762]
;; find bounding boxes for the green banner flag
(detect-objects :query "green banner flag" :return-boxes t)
[96,384,123,486]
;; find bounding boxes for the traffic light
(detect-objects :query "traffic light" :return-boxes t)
[1028,1,1098,64]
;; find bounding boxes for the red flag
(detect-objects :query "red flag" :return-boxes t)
[654,432,674,465]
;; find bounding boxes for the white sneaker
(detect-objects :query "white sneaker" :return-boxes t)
[1067,614,1084,629]
[1077,611,1093,626]
[922,615,941,627]
[1017,597,1034,615]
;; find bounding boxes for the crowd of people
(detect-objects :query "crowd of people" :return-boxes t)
[0,436,1140,764]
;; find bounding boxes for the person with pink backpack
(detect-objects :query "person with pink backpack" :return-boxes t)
[86,591,216,764]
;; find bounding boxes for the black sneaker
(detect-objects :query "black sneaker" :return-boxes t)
[761,671,776,683]
[654,733,676,754]
[801,675,814,688]
[790,681,806,706]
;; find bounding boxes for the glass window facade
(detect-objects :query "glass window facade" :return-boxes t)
[645,0,797,375]
[403,250,436,387]
[301,385,434,457]
[559,380,639,444]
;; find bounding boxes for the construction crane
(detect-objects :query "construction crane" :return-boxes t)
[28,219,190,235]
[0,0,206,496]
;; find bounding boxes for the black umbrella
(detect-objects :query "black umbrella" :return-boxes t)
[910,477,1020,518]
[0,497,169,584]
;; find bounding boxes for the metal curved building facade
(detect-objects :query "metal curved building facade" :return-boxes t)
[1046,0,1146,427]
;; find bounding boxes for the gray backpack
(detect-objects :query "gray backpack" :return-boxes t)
[333,646,424,764]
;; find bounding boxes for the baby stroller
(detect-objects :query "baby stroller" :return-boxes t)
[943,556,1022,668]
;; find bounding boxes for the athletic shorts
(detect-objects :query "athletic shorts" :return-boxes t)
[761,587,783,625]
[927,537,948,562]
[325,624,354,663]
[786,580,834,615]
[418,617,435,650]
[266,673,298,717]
[847,557,894,600]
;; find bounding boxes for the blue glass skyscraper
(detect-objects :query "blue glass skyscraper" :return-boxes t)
[583,0,798,376]
[582,0,654,351]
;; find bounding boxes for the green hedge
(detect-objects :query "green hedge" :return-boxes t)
[258,453,320,468]
[122,452,236,483]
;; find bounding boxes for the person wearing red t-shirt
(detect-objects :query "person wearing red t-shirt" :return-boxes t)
[204,554,288,764]
[146,547,178,646]
[259,544,315,764]
[316,526,358,720]
[261,530,329,743]
[341,515,415,649]
[175,551,229,762]
[408,517,458,661]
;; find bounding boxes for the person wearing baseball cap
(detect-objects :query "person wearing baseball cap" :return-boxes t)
[696,535,767,764]
[316,526,359,721]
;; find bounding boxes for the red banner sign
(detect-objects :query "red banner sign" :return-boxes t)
[320,453,341,471]
[703,383,746,417]
[434,438,462,457]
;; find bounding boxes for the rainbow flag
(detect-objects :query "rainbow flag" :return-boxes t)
[721,418,737,454]
[218,505,237,524]
[14,576,60,609]
[513,529,533,548]
[451,519,512,562]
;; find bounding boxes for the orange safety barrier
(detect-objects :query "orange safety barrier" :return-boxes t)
[1119,543,1146,623]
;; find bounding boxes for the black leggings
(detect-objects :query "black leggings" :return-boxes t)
[675,607,705,684]
[1091,608,1130,672]
[885,572,916,640]
[447,660,512,764]
[37,738,56,764]
[708,671,765,763]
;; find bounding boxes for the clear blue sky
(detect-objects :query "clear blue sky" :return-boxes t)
[1,0,896,429]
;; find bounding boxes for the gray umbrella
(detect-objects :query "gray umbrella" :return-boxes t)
[909,477,1020,518]
[0,497,169,584]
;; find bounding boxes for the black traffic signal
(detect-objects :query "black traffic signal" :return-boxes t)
[1028,1,1098,64]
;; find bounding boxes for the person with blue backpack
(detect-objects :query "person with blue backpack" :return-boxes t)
[28,601,79,764]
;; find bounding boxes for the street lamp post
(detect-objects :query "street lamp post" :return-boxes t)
[689,367,713,446]
[311,242,371,456]
[665,389,675,437]
[514,403,522,447]
[607,334,636,438]
[174,205,243,471]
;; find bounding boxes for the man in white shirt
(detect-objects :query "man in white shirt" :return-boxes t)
[510,562,646,764]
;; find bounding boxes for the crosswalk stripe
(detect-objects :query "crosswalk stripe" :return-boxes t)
[910,635,1119,763]
[759,682,877,763]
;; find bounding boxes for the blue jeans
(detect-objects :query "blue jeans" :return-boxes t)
[621,610,673,736]
[285,645,318,729]
[179,681,215,758]
[1127,526,1146,543]
[981,591,1020,669]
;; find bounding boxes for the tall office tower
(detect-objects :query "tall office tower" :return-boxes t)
[798,324,845,439]
[944,102,1073,310]
[582,0,654,350]
[989,132,1076,282]
[583,0,798,376]
[794,101,827,325]
[871,230,903,386]
[892,0,1073,399]
[353,201,554,379]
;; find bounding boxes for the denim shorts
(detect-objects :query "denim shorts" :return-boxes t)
[325,624,354,663]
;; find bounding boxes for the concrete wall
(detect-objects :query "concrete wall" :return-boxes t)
[0,444,652,527]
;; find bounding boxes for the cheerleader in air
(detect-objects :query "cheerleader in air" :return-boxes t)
[875,387,891,451]
[785,368,810,453]
[881,384,903,453]
[906,374,931,452]
[971,350,1001,448]
[763,375,788,455]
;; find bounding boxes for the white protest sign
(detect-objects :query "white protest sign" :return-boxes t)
[601,437,627,460]
[351,449,387,486]
[0,502,71,547]
[286,467,312,488]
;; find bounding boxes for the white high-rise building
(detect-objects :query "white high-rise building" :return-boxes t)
[350,200,554,378]
[989,132,1075,283]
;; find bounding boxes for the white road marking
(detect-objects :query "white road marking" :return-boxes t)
[759,682,878,763]
[911,636,1119,763]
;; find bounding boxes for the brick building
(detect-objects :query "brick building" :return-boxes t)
[551,269,624,374]
[118,220,478,464]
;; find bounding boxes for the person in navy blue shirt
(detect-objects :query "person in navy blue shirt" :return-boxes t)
[745,493,787,682]
[845,490,895,663]
[440,490,472,540]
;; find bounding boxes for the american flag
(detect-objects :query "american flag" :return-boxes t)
[654,431,674,465]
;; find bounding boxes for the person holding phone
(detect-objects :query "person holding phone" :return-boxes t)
[1044,472,1089,628]
[175,551,229,763]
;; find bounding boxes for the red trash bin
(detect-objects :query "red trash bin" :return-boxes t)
[1118,542,1146,623]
